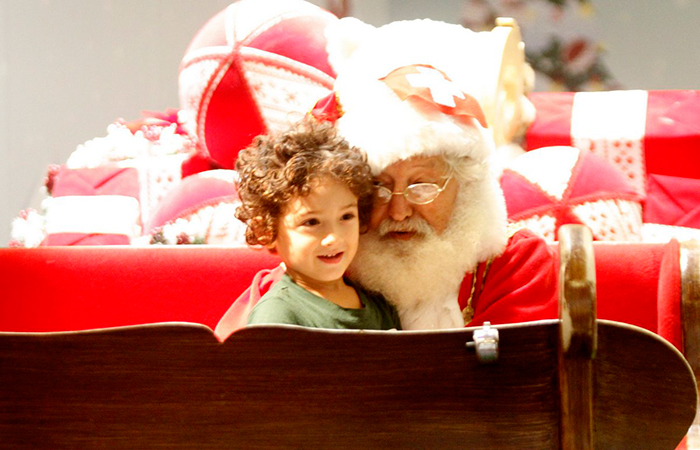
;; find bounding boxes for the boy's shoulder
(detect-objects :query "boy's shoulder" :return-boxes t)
[253,273,327,319]
[349,280,401,328]
[248,274,303,325]
[348,279,388,305]
[261,273,313,301]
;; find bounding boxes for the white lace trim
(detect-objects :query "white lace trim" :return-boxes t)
[240,49,334,133]
[571,90,648,195]
[642,223,700,244]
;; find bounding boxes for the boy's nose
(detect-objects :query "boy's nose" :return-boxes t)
[321,230,338,247]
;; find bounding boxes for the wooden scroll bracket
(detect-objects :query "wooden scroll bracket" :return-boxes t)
[682,239,700,448]
[557,224,597,450]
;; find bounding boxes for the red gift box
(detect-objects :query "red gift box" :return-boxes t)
[644,174,700,229]
[526,90,700,195]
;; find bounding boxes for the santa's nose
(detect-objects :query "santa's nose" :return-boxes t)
[387,194,413,222]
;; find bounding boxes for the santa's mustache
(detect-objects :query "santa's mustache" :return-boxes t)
[377,215,434,237]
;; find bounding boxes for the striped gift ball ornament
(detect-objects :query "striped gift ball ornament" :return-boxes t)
[500,146,644,242]
[178,0,338,169]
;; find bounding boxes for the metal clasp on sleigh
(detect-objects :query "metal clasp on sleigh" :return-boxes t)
[466,321,499,364]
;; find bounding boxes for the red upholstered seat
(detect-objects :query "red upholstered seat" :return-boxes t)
[0,246,280,332]
[0,242,683,353]
[583,242,682,351]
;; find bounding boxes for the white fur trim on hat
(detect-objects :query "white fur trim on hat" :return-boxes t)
[336,79,491,174]
[328,19,497,174]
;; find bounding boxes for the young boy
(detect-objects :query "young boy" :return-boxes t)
[235,118,401,330]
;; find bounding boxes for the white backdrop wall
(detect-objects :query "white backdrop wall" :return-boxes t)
[2,0,699,245]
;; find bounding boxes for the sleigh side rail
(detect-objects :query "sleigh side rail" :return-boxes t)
[0,321,695,449]
[0,225,696,450]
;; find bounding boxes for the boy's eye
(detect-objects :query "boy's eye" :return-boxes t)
[374,181,391,190]
[341,212,356,221]
[301,218,319,226]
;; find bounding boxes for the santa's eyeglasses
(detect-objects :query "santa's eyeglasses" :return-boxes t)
[374,175,452,205]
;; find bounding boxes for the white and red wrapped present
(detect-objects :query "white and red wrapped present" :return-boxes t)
[62,112,197,230]
[526,90,700,195]
[500,146,644,242]
[43,165,142,245]
[178,0,338,170]
[119,153,190,228]
[8,111,199,247]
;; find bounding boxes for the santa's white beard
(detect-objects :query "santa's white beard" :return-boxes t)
[349,177,508,330]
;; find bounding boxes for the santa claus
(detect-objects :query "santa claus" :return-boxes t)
[324,19,558,330]
[215,18,557,338]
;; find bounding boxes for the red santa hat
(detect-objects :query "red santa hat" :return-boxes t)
[317,18,497,175]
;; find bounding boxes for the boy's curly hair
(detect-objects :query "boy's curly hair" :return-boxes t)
[235,117,374,247]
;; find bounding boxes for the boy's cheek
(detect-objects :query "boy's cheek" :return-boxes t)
[284,230,316,247]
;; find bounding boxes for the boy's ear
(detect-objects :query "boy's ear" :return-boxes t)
[265,240,278,254]
[250,215,276,251]
[256,230,277,253]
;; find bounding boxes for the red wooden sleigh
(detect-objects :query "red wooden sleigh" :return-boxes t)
[0,225,698,448]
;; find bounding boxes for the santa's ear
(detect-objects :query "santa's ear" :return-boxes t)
[325,17,375,75]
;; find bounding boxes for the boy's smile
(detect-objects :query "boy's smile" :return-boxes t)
[318,252,344,264]
[272,176,360,293]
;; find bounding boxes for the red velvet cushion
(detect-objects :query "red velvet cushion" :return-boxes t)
[573,240,682,354]
[644,174,700,228]
[0,247,280,332]
[1,242,679,350]
[591,242,666,334]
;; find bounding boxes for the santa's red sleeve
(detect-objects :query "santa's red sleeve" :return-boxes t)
[464,229,559,327]
[214,263,286,341]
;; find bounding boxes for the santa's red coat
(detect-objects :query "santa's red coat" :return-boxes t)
[461,229,558,328]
